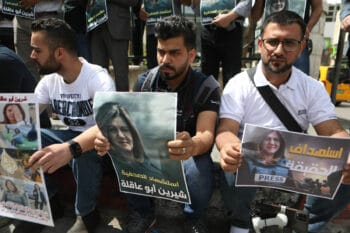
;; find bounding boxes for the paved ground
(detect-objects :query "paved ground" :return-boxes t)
[1,103,349,233]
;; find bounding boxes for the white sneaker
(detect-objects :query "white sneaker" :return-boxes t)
[67,216,88,233]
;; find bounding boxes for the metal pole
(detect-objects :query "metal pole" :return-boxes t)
[330,29,346,104]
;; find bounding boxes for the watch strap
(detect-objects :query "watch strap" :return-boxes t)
[68,140,82,159]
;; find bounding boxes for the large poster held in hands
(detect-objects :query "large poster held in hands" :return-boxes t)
[86,0,108,32]
[200,0,236,25]
[93,92,191,204]
[144,0,174,26]
[236,124,350,200]
[0,94,53,226]
[262,0,307,21]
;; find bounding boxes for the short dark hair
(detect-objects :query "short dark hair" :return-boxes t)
[261,10,306,40]
[154,15,196,50]
[31,18,77,54]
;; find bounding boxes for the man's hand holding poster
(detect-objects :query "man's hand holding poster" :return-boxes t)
[0,94,53,226]
[236,124,350,199]
[200,0,236,25]
[93,92,190,204]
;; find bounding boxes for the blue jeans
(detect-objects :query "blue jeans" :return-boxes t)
[127,153,215,219]
[41,129,103,216]
[305,184,350,233]
[220,171,257,229]
[294,45,310,75]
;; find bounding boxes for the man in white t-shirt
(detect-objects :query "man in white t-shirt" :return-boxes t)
[16,18,115,233]
[215,11,350,233]
[14,0,63,81]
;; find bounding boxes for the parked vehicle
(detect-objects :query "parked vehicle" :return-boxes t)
[319,66,350,106]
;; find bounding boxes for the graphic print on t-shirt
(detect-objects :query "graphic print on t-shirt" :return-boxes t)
[52,93,93,127]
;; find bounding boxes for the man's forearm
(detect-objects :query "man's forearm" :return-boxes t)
[72,125,100,152]
[216,131,240,151]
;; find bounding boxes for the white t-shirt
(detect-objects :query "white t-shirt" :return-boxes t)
[35,58,116,132]
[220,61,337,137]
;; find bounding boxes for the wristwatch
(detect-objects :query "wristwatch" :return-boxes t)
[68,140,82,159]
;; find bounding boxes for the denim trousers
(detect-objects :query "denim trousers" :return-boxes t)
[294,45,310,75]
[127,153,215,219]
[220,171,257,229]
[305,183,350,233]
[41,129,103,216]
[222,170,350,232]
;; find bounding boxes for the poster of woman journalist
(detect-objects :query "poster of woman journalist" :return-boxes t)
[237,124,350,200]
[93,92,190,204]
[263,0,307,22]
[0,93,53,227]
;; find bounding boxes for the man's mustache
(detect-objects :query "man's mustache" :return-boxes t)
[159,64,175,72]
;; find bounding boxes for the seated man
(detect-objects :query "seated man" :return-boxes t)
[29,15,220,233]
[126,15,220,233]
[215,10,350,233]
[16,18,115,233]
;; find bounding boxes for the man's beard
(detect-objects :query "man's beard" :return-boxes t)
[39,64,61,75]
[160,74,176,81]
[37,55,61,75]
[159,62,188,81]
[263,59,292,74]
[159,64,177,80]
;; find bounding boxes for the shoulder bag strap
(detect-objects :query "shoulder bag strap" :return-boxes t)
[140,66,160,92]
[194,74,220,106]
[247,67,303,133]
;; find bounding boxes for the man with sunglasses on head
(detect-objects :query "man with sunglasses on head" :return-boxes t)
[215,10,350,233]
